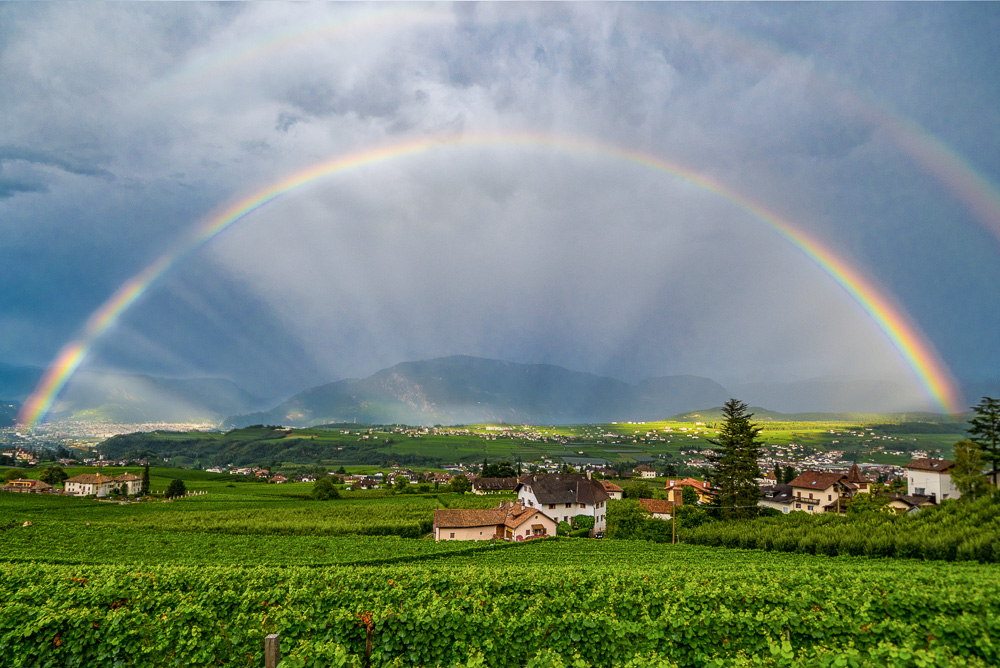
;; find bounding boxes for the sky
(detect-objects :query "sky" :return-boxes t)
[2,3,999,414]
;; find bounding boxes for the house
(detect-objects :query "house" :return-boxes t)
[599,480,624,500]
[758,484,795,513]
[515,473,610,532]
[64,473,118,497]
[433,501,557,541]
[64,472,142,497]
[115,473,143,495]
[663,478,713,504]
[633,465,656,479]
[787,471,853,514]
[1,479,53,494]
[638,489,683,520]
[271,475,287,484]
[471,477,519,495]
[904,459,959,502]
[357,477,380,490]
[845,463,872,494]
[882,492,937,514]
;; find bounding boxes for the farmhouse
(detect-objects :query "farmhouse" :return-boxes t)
[663,478,713,503]
[904,459,959,502]
[471,477,519,495]
[633,464,656,479]
[433,501,557,541]
[882,492,937,514]
[515,473,610,532]
[638,490,683,520]
[758,484,795,513]
[599,480,624,500]
[1,479,53,494]
[64,473,142,497]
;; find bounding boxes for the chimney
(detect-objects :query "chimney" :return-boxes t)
[672,487,683,507]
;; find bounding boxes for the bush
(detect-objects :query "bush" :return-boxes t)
[165,479,186,499]
[312,477,340,500]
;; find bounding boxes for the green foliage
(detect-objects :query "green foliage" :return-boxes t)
[846,493,892,516]
[968,396,1000,485]
[449,474,472,495]
[37,466,68,485]
[572,514,595,531]
[165,478,186,498]
[682,486,699,505]
[622,481,654,499]
[481,460,518,478]
[3,468,27,482]
[312,477,341,500]
[683,495,1000,562]
[141,464,150,495]
[950,440,993,501]
[606,499,649,539]
[706,399,764,520]
[2,541,999,667]
[557,521,572,536]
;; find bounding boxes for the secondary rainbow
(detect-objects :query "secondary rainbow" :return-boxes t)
[18,133,964,426]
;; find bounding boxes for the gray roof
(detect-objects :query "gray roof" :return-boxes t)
[516,473,610,505]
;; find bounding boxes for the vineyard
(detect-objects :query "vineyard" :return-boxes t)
[4,479,1000,666]
[682,495,1000,562]
[2,541,999,667]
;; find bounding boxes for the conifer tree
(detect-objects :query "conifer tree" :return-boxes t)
[968,397,1000,486]
[141,464,150,496]
[706,399,763,520]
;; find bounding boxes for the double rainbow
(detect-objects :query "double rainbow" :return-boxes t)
[18,133,964,426]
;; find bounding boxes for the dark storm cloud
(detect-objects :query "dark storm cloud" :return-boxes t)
[1,2,997,412]
[0,145,115,179]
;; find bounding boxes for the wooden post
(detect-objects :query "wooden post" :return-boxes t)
[264,634,281,668]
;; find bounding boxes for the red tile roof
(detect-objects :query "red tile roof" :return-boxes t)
[904,458,955,473]
[788,471,846,490]
[638,498,675,516]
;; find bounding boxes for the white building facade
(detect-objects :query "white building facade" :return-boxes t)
[905,459,959,502]
[516,473,610,532]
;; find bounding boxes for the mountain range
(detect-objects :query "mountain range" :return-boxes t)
[222,356,730,428]
[4,356,994,428]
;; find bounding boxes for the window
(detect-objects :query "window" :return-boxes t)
[450,533,455,539]
[795,503,801,509]
[914,487,925,495]
[549,504,556,509]
[828,495,832,501]
[580,503,585,508]
[565,503,572,508]
[807,505,814,511]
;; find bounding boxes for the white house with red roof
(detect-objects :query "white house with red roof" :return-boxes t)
[433,501,556,541]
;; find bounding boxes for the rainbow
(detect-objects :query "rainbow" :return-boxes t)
[18,133,964,426]
[139,7,1000,248]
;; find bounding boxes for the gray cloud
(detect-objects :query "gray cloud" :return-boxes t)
[0,3,997,412]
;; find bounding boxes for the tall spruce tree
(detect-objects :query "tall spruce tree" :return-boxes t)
[141,464,150,496]
[706,398,763,520]
[968,397,1000,486]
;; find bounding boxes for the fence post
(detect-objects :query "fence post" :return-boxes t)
[264,633,281,668]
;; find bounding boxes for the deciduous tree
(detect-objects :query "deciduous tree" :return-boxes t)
[950,439,992,501]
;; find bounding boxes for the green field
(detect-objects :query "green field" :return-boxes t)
[89,413,969,473]
[3,472,1000,667]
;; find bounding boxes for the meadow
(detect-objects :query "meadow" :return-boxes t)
[91,413,968,474]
